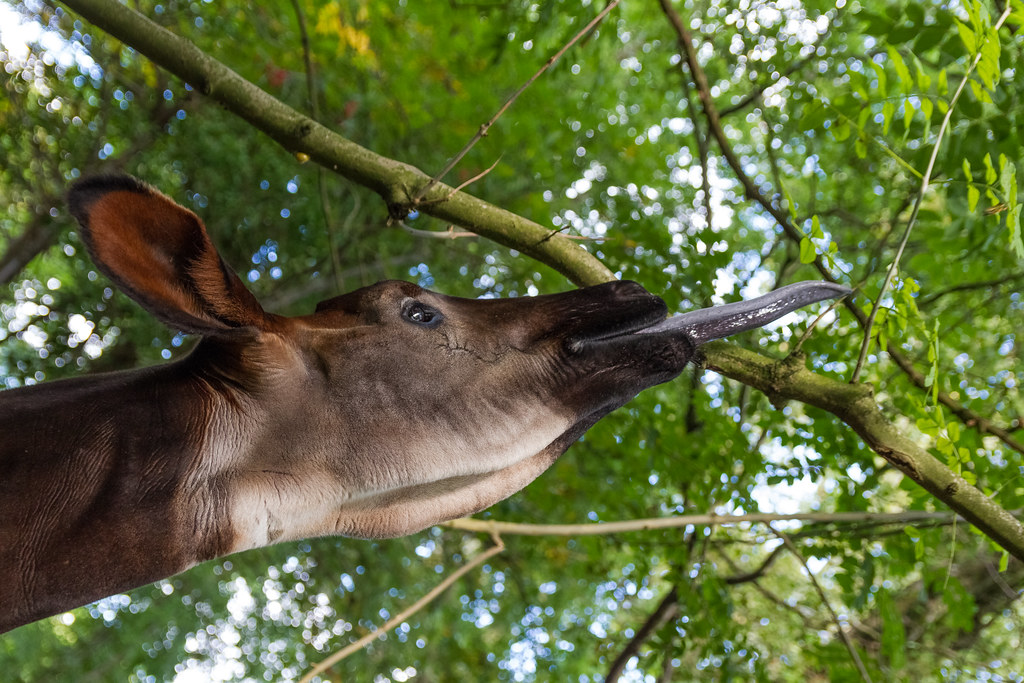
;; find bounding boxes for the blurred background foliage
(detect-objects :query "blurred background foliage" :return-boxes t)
[1,0,1023,680]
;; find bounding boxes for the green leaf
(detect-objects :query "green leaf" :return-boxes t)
[984,153,998,184]
[969,79,993,103]
[879,589,907,671]
[832,119,851,141]
[1009,204,1024,258]
[977,27,1002,90]
[888,46,913,93]
[780,176,798,219]
[956,19,978,53]
[920,96,933,122]
[799,237,816,264]
[966,179,979,213]
[811,215,824,239]
[913,55,932,91]
[903,98,915,130]
[999,154,1016,204]
[800,100,829,131]
[916,417,937,435]
[947,421,961,442]
[871,61,888,95]
[882,100,895,135]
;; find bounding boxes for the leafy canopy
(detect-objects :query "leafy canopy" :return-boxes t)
[1,0,1022,681]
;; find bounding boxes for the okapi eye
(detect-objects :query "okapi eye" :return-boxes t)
[402,300,443,327]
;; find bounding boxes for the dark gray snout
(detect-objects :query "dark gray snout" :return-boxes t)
[637,281,851,345]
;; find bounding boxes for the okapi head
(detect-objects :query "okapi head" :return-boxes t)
[0,175,848,631]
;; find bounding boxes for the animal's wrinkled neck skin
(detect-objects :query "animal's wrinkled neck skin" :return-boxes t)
[0,353,217,631]
[0,173,849,633]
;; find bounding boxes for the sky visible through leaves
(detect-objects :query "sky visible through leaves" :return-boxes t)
[1,0,1023,681]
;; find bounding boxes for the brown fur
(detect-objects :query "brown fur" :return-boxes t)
[0,175,844,632]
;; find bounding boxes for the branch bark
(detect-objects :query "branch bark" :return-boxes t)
[701,342,1024,562]
[57,0,1024,562]
[0,214,60,286]
[447,510,963,537]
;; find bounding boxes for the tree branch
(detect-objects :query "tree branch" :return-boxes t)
[885,349,1024,454]
[718,33,827,118]
[1,90,180,286]
[288,0,345,291]
[414,0,621,202]
[446,510,962,537]
[606,586,680,683]
[723,544,786,585]
[0,213,60,286]
[773,527,873,683]
[702,342,1024,563]
[58,0,1024,562]
[58,0,615,288]
[658,0,832,280]
[299,534,505,682]
[918,272,1024,307]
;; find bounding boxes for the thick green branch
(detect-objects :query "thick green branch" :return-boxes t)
[58,0,1024,562]
[58,0,613,288]
[701,341,1024,562]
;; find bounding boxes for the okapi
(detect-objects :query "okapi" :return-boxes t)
[0,175,848,631]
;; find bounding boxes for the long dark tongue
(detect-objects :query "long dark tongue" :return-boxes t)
[637,281,851,345]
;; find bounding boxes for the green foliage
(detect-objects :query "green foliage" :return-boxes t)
[1,0,1023,681]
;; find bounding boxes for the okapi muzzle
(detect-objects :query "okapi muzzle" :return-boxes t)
[0,175,849,632]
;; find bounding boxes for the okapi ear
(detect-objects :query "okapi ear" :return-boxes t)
[68,175,267,336]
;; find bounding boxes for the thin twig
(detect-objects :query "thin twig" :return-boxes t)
[413,0,622,202]
[851,5,1013,382]
[716,548,821,624]
[290,0,320,134]
[718,33,827,117]
[400,222,480,240]
[680,73,713,229]
[723,544,787,585]
[606,587,680,682]
[290,0,345,290]
[771,525,873,683]
[435,156,504,202]
[792,291,854,354]
[918,272,1024,307]
[299,534,505,683]
[446,510,959,537]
